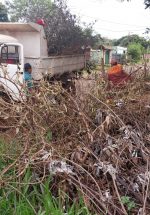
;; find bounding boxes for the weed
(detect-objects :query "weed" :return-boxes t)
[46,129,52,142]
[0,168,91,215]
[121,196,136,212]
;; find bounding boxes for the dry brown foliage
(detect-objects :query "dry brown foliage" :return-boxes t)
[0,71,150,215]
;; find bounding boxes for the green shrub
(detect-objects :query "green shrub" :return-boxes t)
[127,43,142,63]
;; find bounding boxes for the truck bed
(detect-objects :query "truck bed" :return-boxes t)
[25,54,85,80]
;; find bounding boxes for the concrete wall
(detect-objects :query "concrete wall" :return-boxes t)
[90,50,103,65]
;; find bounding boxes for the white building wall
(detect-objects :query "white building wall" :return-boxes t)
[113,46,127,55]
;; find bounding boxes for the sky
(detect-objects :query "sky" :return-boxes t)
[67,0,150,39]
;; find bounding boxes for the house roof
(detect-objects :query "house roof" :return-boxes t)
[0,22,42,32]
[99,45,112,50]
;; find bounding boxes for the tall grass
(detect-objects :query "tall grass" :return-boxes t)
[0,154,91,215]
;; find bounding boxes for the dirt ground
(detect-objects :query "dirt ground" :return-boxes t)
[75,77,96,95]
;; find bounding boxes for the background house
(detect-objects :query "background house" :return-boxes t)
[99,45,112,64]
[112,46,127,64]
[90,49,102,65]
[86,45,112,66]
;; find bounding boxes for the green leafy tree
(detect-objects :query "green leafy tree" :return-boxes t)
[113,34,150,50]
[0,3,9,22]
[127,43,142,62]
[6,0,52,22]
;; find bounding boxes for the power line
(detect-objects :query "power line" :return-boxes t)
[79,14,149,28]
[68,6,149,28]
[69,11,147,32]
[94,27,146,33]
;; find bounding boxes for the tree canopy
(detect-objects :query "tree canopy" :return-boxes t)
[0,3,9,22]
[113,34,150,50]
[6,0,102,55]
[127,43,142,63]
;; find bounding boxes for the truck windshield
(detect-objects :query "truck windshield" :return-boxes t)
[0,45,20,64]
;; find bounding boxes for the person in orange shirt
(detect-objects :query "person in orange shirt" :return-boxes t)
[108,60,130,86]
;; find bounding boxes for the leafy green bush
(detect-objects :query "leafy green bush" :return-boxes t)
[127,43,142,63]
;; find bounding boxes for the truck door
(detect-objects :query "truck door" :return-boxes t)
[0,44,24,101]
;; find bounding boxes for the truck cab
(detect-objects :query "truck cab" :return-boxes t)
[0,34,24,100]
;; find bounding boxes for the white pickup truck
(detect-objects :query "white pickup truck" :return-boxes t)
[0,22,85,100]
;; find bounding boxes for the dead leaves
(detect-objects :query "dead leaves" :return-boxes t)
[93,114,113,136]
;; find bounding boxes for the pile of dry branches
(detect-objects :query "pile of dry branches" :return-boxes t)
[0,74,150,215]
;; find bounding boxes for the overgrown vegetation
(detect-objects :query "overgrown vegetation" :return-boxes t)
[0,66,150,214]
[127,43,142,63]
[0,167,90,215]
